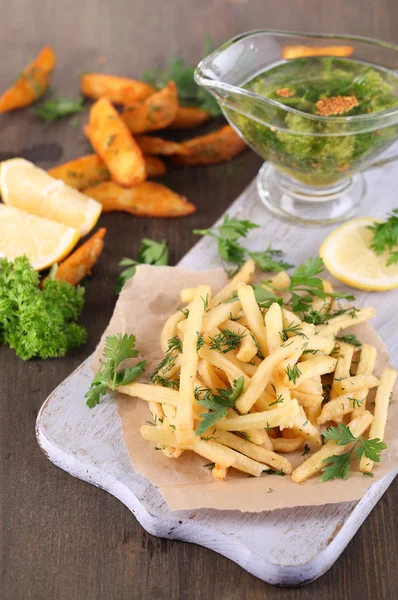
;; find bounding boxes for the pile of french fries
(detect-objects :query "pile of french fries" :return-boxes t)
[118,259,396,483]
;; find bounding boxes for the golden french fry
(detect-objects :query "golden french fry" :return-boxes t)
[80,73,155,104]
[237,283,269,357]
[351,345,378,420]
[83,180,196,218]
[282,309,316,338]
[198,347,249,385]
[180,287,196,303]
[236,337,306,414]
[292,411,373,483]
[290,406,322,446]
[197,359,227,392]
[117,382,179,406]
[169,106,211,129]
[160,312,186,354]
[0,47,56,112]
[317,390,368,425]
[220,319,257,363]
[268,271,291,290]
[202,300,241,331]
[273,437,306,452]
[176,285,211,444]
[216,399,301,432]
[296,379,323,395]
[212,464,228,480]
[212,259,256,306]
[331,341,355,402]
[333,374,379,396]
[316,307,376,337]
[282,45,354,60]
[265,302,283,353]
[121,81,178,133]
[213,430,292,473]
[86,97,146,187]
[287,355,336,389]
[359,368,397,472]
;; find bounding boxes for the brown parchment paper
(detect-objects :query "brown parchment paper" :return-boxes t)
[91,264,398,512]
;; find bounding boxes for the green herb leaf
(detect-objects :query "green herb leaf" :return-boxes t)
[32,96,86,120]
[321,449,353,482]
[209,328,244,353]
[116,238,168,293]
[86,333,146,407]
[336,333,361,347]
[323,423,357,445]
[367,209,398,266]
[195,376,244,436]
[253,284,283,309]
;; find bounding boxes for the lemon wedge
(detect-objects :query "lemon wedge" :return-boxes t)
[0,204,79,270]
[320,217,398,291]
[0,158,102,236]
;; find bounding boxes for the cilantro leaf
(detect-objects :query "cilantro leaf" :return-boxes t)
[85,333,146,407]
[116,238,168,293]
[367,209,398,266]
[32,96,86,120]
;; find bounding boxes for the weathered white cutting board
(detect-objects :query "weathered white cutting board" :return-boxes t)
[36,153,398,586]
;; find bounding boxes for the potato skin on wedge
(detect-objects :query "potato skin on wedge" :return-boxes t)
[86,98,146,187]
[121,81,179,134]
[169,106,211,129]
[82,181,196,218]
[0,47,56,112]
[80,73,155,105]
[172,125,247,166]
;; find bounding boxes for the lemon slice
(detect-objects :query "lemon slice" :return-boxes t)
[0,158,102,236]
[320,217,398,291]
[0,204,79,270]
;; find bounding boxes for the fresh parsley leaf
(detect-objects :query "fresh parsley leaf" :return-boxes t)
[0,256,87,360]
[85,333,146,407]
[323,423,357,445]
[195,376,244,436]
[116,238,168,292]
[248,249,293,273]
[32,96,86,120]
[252,285,283,309]
[321,449,353,481]
[367,209,398,266]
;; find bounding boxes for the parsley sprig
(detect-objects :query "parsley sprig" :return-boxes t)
[194,215,292,275]
[32,96,86,120]
[321,423,386,482]
[195,376,244,436]
[86,334,146,407]
[367,209,398,266]
[116,238,168,292]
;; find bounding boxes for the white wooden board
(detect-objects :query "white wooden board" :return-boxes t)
[36,150,398,586]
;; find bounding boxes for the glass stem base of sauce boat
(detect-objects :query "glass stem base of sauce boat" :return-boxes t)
[257,163,366,226]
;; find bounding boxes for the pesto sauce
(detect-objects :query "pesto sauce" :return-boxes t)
[226,57,398,187]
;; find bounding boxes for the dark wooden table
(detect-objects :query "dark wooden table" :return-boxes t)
[1,1,397,598]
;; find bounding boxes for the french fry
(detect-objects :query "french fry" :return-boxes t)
[169,106,212,129]
[82,181,196,218]
[118,382,179,406]
[359,368,397,473]
[216,399,301,432]
[292,411,373,483]
[213,430,292,473]
[317,391,368,425]
[86,98,146,187]
[333,375,379,396]
[331,342,355,401]
[212,259,256,306]
[202,300,241,331]
[48,154,164,189]
[135,135,188,156]
[290,406,322,446]
[0,47,56,112]
[171,125,247,166]
[198,359,228,392]
[212,464,228,480]
[198,347,249,385]
[80,73,155,104]
[282,45,354,60]
[51,227,106,286]
[273,437,306,452]
[220,319,258,363]
[316,307,376,337]
[177,285,211,445]
[236,337,306,414]
[288,355,337,389]
[237,283,269,357]
[265,302,283,353]
[160,312,186,353]
[268,271,291,290]
[351,345,377,420]
[296,379,323,395]
[282,309,316,338]
[304,336,336,355]
[121,81,178,133]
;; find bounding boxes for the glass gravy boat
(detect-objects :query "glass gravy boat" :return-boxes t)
[195,30,398,225]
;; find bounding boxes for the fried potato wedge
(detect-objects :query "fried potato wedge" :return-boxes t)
[86,97,146,187]
[169,106,212,129]
[121,81,179,134]
[80,73,155,104]
[135,135,188,156]
[0,47,56,112]
[282,45,354,60]
[51,227,106,286]
[48,153,165,189]
[172,125,247,165]
[82,181,196,218]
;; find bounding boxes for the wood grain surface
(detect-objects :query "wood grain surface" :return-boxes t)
[1,1,397,598]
